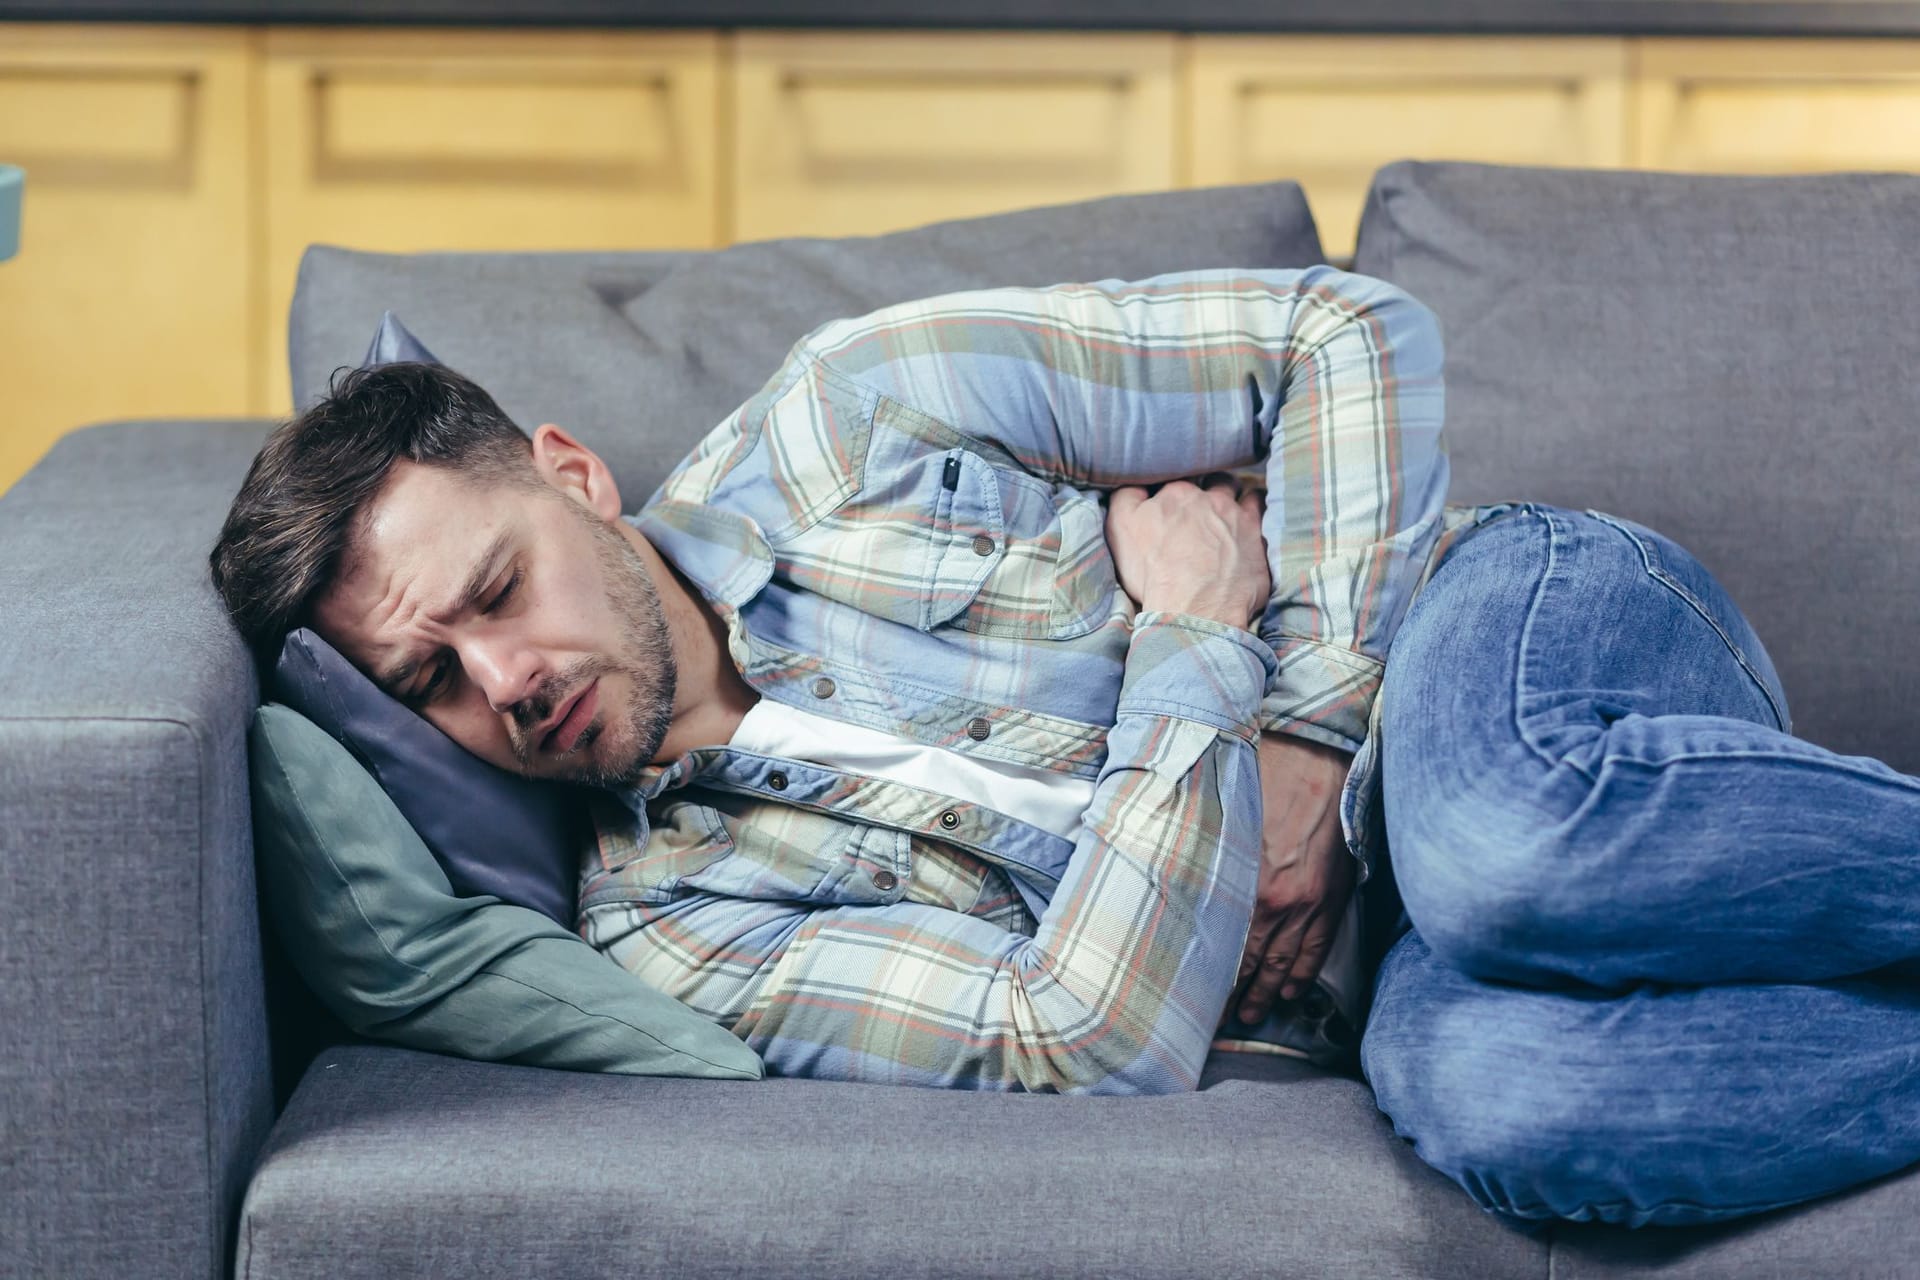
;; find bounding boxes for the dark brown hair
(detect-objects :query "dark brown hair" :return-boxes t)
[209,361,536,657]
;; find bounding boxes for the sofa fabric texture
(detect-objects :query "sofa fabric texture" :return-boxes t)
[236,1046,1544,1280]
[0,421,278,1280]
[1354,160,1920,775]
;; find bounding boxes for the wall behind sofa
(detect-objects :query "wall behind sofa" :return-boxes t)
[4,17,1920,492]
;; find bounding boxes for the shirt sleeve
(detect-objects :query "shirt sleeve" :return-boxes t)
[800,266,1451,756]
[582,612,1277,1094]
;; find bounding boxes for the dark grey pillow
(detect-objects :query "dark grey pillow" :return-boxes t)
[274,627,587,928]
[289,181,1326,507]
[1352,160,1920,773]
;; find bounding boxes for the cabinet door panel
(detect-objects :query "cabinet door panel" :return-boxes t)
[0,25,253,493]
[262,28,721,414]
[732,32,1176,242]
[1188,37,1629,260]
[1636,39,1920,172]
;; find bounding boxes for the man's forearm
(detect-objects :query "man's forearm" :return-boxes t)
[1230,730,1356,1022]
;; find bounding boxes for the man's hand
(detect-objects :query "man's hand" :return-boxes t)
[1105,475,1269,630]
[1230,731,1357,1026]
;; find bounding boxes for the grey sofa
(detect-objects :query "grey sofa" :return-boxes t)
[7,160,1920,1280]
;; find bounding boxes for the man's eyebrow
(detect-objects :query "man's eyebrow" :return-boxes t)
[372,529,512,695]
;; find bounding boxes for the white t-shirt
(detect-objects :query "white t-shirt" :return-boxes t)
[728,696,1095,842]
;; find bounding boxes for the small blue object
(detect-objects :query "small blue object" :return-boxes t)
[0,165,22,262]
[361,308,441,367]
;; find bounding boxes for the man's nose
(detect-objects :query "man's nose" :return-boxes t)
[462,632,542,715]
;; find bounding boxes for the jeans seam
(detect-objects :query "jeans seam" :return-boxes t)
[1597,746,1920,792]
[1516,507,1599,784]
[1483,1185,1826,1226]
[1584,510,1791,735]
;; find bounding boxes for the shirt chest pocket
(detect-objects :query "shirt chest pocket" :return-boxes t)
[665,795,933,908]
[775,434,1117,642]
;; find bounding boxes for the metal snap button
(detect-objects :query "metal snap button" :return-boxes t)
[872,870,898,892]
[768,771,788,791]
[938,810,960,830]
[811,677,836,698]
[966,717,990,741]
[972,534,995,557]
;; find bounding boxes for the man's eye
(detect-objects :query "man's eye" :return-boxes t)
[416,656,452,703]
[484,568,522,615]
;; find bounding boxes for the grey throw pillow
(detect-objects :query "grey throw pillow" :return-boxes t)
[248,703,763,1079]
[1351,160,1920,773]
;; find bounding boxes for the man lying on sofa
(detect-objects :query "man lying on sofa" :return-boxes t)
[210,266,1920,1232]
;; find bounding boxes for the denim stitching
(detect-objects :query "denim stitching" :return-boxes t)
[1584,511,1790,734]
[1515,506,1599,783]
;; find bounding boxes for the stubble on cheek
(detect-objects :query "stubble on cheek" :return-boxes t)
[506,515,679,789]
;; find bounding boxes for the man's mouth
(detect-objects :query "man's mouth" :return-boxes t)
[539,679,600,755]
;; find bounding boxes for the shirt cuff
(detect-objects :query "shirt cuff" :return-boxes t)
[1118,611,1279,744]
[1253,636,1386,756]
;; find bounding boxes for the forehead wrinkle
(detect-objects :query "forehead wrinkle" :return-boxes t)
[367,526,513,694]
[366,564,432,693]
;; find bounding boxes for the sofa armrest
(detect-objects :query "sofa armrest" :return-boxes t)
[0,419,278,1280]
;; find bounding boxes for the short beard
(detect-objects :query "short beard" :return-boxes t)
[506,511,677,789]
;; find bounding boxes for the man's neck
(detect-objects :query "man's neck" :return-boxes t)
[618,520,760,762]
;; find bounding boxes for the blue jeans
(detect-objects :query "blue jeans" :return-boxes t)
[1358,503,1920,1231]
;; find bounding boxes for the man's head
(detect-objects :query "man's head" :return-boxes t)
[210,362,677,789]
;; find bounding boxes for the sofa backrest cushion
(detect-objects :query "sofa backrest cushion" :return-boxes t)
[1353,160,1920,771]
[288,182,1326,509]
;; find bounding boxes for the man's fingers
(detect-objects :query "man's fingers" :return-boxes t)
[1279,911,1337,1002]
[1239,895,1282,965]
[1107,486,1147,521]
[1237,910,1312,1025]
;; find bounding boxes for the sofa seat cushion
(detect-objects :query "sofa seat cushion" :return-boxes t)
[236,1046,1541,1280]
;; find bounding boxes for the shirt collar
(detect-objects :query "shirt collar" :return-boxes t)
[612,500,773,804]
[625,499,773,612]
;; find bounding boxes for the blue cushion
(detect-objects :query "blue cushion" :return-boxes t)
[273,628,587,927]
[270,308,583,927]
[361,307,438,366]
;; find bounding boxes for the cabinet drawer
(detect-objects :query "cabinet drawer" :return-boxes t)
[0,24,254,493]
[1187,36,1629,260]
[731,31,1177,242]
[261,27,722,413]
[1636,39,1920,173]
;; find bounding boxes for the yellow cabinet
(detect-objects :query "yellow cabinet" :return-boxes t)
[0,24,255,492]
[1635,39,1920,173]
[1186,36,1630,260]
[15,23,1920,500]
[729,31,1178,242]
[260,27,724,413]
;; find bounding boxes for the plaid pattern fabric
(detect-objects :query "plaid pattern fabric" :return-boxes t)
[579,266,1490,1092]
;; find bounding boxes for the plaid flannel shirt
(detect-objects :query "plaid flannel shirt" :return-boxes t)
[578,266,1488,1093]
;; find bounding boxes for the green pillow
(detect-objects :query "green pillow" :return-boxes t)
[247,703,763,1080]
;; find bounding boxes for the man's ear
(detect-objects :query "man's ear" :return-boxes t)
[529,423,623,521]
